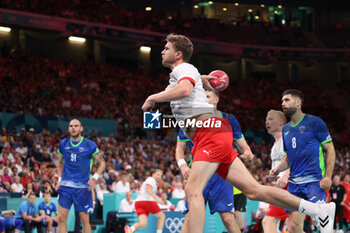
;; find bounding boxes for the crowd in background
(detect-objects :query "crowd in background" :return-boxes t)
[0,53,348,144]
[1,0,350,48]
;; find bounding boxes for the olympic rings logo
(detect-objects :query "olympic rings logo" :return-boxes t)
[165,217,185,233]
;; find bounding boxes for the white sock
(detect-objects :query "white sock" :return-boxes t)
[131,226,136,231]
[156,230,162,233]
[298,199,321,217]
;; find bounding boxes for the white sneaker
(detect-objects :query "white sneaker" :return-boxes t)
[314,202,335,233]
[337,229,344,233]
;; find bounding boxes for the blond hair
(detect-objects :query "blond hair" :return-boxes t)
[267,110,287,124]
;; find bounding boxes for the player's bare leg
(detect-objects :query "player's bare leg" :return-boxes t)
[234,211,243,230]
[262,216,280,233]
[226,158,300,209]
[180,214,189,233]
[185,161,219,233]
[154,211,165,232]
[287,212,305,233]
[80,212,91,233]
[219,212,241,233]
[133,214,148,230]
[46,218,53,233]
[57,204,69,233]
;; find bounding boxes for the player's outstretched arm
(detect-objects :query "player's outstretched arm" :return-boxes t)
[270,155,290,178]
[175,141,190,179]
[142,80,193,111]
[320,141,335,190]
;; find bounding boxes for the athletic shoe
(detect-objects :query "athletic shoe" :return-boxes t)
[314,202,335,233]
[124,225,133,233]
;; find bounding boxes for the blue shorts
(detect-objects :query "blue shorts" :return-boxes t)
[184,173,234,215]
[1,218,23,230]
[286,181,326,212]
[58,186,93,213]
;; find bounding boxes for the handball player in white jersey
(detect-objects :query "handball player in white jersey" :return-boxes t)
[124,169,165,233]
[141,33,335,233]
[263,110,289,233]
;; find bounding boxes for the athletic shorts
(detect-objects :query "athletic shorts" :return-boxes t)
[1,218,23,230]
[191,117,238,179]
[286,181,326,212]
[58,186,93,213]
[135,201,162,217]
[183,173,234,215]
[234,193,247,212]
[266,185,289,220]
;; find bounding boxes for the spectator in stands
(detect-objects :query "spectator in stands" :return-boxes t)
[327,174,347,233]
[111,172,130,193]
[95,181,109,206]
[22,182,34,198]
[32,181,40,197]
[106,170,117,190]
[14,193,43,233]
[171,181,185,199]
[20,169,32,188]
[175,197,186,212]
[11,167,19,179]
[30,147,42,168]
[2,167,13,184]
[30,164,40,181]
[41,151,54,167]
[40,180,57,197]
[0,162,4,176]
[11,176,23,193]
[158,193,175,211]
[15,141,28,161]
[0,176,9,193]
[119,191,135,213]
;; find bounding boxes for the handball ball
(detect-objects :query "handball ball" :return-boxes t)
[208,70,229,92]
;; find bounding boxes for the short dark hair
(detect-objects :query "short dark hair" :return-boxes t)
[166,34,193,62]
[29,193,36,198]
[282,89,304,105]
[44,191,51,196]
[204,86,219,97]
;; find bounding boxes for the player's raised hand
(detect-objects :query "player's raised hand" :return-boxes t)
[142,97,155,111]
[88,178,97,191]
[179,164,191,179]
[320,177,332,190]
[269,168,280,178]
[200,75,216,90]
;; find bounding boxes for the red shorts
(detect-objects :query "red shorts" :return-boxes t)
[135,201,162,217]
[266,185,289,220]
[191,117,238,179]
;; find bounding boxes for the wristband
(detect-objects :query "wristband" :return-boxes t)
[58,177,61,182]
[177,159,187,168]
[92,173,99,181]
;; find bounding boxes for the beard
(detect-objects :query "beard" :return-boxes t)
[283,107,297,118]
